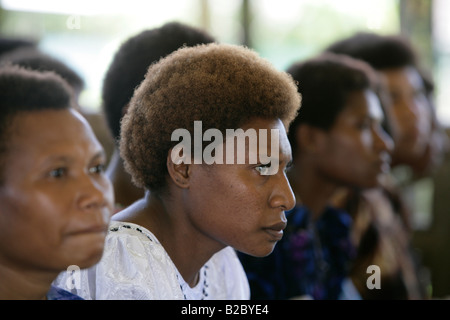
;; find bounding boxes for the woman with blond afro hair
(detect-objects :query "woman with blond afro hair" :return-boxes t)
[54,43,301,299]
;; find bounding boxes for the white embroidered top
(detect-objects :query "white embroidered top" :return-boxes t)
[53,221,250,300]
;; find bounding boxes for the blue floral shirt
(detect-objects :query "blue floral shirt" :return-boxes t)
[46,285,83,300]
[238,205,356,300]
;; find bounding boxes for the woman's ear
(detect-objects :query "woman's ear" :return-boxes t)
[166,149,191,189]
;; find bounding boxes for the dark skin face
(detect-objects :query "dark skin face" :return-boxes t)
[380,66,432,167]
[315,89,393,189]
[114,117,295,286]
[180,118,295,257]
[0,109,114,299]
[290,89,393,218]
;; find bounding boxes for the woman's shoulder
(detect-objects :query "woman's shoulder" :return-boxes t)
[54,221,183,299]
[107,220,158,241]
[102,220,175,271]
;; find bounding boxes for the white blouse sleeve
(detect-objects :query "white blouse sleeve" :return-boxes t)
[53,222,250,300]
[54,222,184,300]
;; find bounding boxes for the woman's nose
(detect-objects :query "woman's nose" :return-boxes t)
[269,172,296,211]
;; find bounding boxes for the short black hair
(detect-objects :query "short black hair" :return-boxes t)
[286,52,378,154]
[325,32,417,70]
[0,36,36,57]
[0,47,84,93]
[0,65,74,183]
[102,21,216,143]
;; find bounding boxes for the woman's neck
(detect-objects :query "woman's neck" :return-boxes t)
[113,190,222,287]
[0,264,55,300]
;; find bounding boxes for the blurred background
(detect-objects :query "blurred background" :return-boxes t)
[1,0,450,298]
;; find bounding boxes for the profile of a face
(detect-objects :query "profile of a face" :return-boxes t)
[312,89,393,190]
[380,66,432,166]
[173,118,295,257]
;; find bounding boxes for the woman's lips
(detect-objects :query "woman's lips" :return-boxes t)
[69,224,108,236]
[264,221,287,241]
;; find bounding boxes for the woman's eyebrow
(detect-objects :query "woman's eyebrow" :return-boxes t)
[40,155,73,166]
[91,150,107,162]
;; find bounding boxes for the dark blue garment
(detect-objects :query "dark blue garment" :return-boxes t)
[238,205,356,300]
[46,285,83,300]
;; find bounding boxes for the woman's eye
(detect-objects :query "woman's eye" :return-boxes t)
[88,164,106,174]
[49,167,66,178]
[255,164,272,176]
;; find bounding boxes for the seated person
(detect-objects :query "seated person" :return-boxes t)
[238,52,393,300]
[0,65,114,299]
[325,32,444,299]
[53,43,301,299]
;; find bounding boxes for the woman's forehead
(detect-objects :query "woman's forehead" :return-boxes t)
[7,109,100,157]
